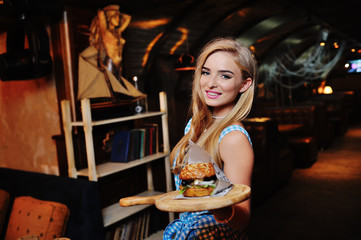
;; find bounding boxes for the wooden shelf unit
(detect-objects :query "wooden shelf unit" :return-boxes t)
[61,92,173,227]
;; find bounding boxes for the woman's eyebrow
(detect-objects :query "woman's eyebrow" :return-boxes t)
[202,66,210,71]
[218,70,234,75]
[202,67,234,75]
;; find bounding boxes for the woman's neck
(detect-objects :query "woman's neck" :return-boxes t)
[212,115,226,119]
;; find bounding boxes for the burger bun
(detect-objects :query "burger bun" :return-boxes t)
[180,186,214,197]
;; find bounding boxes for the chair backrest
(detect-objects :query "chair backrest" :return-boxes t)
[5,196,69,240]
[261,105,317,137]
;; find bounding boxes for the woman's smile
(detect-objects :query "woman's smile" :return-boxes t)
[206,90,222,99]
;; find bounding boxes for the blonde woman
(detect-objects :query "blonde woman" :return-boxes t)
[163,37,257,240]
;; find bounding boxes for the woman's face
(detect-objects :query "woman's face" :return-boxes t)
[199,51,245,117]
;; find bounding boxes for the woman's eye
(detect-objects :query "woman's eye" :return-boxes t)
[201,70,210,76]
[221,74,231,79]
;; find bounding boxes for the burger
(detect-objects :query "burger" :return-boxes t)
[179,162,217,197]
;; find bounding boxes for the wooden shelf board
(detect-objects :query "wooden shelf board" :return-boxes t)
[102,190,164,227]
[71,111,164,127]
[77,152,169,178]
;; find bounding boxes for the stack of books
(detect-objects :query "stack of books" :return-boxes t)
[106,211,151,240]
[110,124,159,163]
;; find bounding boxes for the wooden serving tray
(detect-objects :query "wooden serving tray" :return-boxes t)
[119,184,251,212]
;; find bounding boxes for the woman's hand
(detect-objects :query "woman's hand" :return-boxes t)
[211,205,235,223]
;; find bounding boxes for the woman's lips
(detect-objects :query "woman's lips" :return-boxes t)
[206,90,221,99]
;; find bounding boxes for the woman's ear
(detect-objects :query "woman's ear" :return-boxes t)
[239,77,253,93]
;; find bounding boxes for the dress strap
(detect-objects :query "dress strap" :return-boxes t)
[184,118,192,135]
[219,125,252,146]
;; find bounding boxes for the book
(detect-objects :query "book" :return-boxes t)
[129,128,145,160]
[143,127,151,157]
[135,213,143,240]
[110,131,131,162]
[138,128,146,159]
[140,211,150,239]
[142,123,159,155]
[125,220,135,240]
[113,225,122,240]
[144,211,150,238]
[129,129,140,161]
[120,222,128,240]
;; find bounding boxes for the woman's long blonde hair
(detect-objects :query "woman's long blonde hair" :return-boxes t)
[170,37,258,171]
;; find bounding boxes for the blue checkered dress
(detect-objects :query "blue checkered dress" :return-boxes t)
[163,119,251,240]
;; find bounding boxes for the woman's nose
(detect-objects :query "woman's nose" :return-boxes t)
[207,75,218,88]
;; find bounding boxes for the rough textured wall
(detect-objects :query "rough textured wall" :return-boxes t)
[0,32,61,175]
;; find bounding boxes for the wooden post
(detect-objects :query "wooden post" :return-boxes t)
[81,98,98,181]
[159,92,171,191]
[61,100,77,178]
[146,163,154,191]
[159,92,174,221]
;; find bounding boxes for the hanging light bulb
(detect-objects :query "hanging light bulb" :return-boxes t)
[323,86,333,94]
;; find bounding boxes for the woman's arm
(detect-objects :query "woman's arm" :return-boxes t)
[212,127,254,231]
